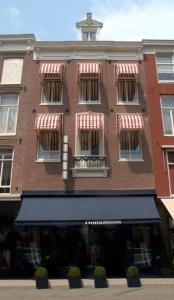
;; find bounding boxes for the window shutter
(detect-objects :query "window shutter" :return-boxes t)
[1,59,23,84]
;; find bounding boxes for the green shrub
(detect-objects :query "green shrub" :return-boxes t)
[127,266,139,278]
[34,266,48,279]
[68,266,81,278]
[94,266,106,278]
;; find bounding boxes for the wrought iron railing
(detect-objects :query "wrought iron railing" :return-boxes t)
[74,155,105,168]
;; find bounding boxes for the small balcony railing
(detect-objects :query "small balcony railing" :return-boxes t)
[74,155,106,169]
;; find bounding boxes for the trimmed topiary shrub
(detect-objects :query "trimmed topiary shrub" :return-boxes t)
[94,266,106,278]
[35,266,48,279]
[126,266,139,278]
[68,266,81,278]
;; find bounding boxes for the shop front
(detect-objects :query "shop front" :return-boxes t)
[0,190,161,278]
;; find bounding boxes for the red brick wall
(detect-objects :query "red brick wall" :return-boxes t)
[0,53,154,193]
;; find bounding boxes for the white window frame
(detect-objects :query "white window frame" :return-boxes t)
[82,31,96,41]
[117,77,139,105]
[79,76,101,104]
[119,131,143,161]
[0,94,19,136]
[75,114,104,156]
[156,53,174,83]
[161,96,174,136]
[0,148,13,194]
[40,76,63,106]
[1,58,23,85]
[36,131,61,162]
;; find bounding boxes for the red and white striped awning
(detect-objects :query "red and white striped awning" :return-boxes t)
[39,63,62,75]
[117,114,144,131]
[78,114,103,130]
[35,114,62,131]
[115,63,138,76]
[78,63,100,74]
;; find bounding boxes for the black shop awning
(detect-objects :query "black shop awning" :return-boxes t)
[15,194,160,225]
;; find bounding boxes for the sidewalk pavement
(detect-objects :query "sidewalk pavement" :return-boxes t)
[0,285,174,300]
[1,278,174,287]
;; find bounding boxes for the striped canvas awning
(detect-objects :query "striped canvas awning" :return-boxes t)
[115,63,138,76]
[39,63,62,75]
[117,114,144,131]
[78,63,100,74]
[78,114,103,130]
[35,114,62,131]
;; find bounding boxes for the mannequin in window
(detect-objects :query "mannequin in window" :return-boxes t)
[90,243,100,265]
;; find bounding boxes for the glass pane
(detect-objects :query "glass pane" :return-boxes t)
[0,149,13,158]
[80,131,89,154]
[91,131,99,155]
[158,73,174,80]
[43,80,62,103]
[90,32,96,41]
[158,64,173,73]
[161,96,174,108]
[162,109,173,134]
[1,160,12,186]
[0,95,18,105]
[0,107,7,133]
[39,132,59,159]
[120,132,130,159]
[156,54,172,63]
[168,152,174,163]
[132,226,152,267]
[130,132,141,159]
[82,32,88,41]
[7,107,17,133]
[118,79,136,102]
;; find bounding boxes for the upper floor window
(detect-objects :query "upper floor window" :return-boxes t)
[78,63,100,103]
[82,32,96,41]
[120,131,142,160]
[0,148,13,193]
[1,59,23,84]
[116,64,139,105]
[34,113,62,162]
[75,113,105,169]
[117,114,144,161]
[39,63,63,104]
[161,95,174,135]
[38,131,60,161]
[0,95,18,135]
[156,53,174,81]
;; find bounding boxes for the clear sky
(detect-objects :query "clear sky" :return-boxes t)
[1,0,174,41]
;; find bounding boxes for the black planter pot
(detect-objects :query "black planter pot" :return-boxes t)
[94,277,108,288]
[127,276,141,288]
[36,277,49,289]
[68,276,82,289]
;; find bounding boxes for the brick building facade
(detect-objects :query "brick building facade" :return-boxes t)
[0,14,166,278]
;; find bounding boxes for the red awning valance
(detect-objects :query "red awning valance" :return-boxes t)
[78,113,103,130]
[39,63,63,75]
[117,114,144,132]
[78,63,100,74]
[35,114,62,131]
[115,63,138,76]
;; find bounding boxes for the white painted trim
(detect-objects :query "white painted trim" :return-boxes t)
[34,50,142,61]
[39,103,63,106]
[0,94,19,135]
[35,159,61,163]
[161,145,174,149]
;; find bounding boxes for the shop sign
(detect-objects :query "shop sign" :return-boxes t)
[85,220,122,225]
